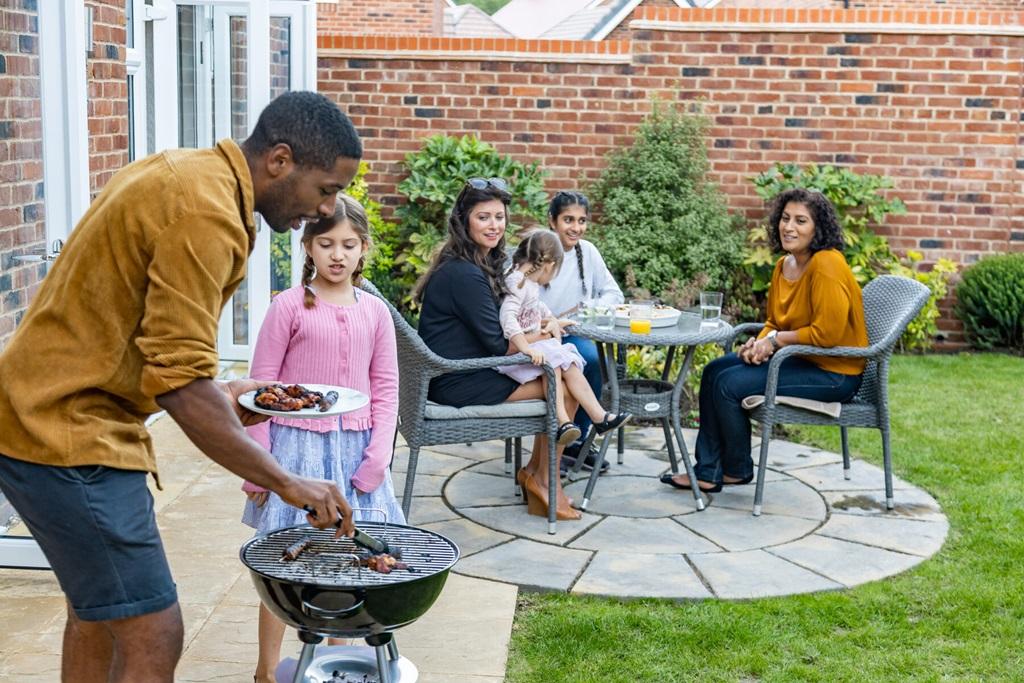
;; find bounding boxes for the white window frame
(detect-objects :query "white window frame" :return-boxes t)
[1,0,93,570]
[38,1,90,247]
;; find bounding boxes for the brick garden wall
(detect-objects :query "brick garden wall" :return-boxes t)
[86,0,129,197]
[318,6,1023,343]
[0,0,131,349]
[317,0,442,36]
[0,0,45,347]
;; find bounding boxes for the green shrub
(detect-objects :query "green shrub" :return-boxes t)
[891,252,958,353]
[745,163,955,351]
[393,134,548,308]
[588,100,744,296]
[347,162,403,305]
[955,253,1024,353]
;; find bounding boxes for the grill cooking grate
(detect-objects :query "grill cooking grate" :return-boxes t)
[242,522,458,587]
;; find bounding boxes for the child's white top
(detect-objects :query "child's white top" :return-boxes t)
[500,269,554,338]
[538,238,624,317]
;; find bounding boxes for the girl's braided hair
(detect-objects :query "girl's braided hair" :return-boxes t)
[508,229,564,288]
[300,193,371,308]
[548,191,591,297]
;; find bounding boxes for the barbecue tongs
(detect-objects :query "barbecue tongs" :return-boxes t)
[302,505,390,554]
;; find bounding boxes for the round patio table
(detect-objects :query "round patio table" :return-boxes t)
[567,312,734,512]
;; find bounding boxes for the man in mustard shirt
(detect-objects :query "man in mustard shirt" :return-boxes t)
[0,91,361,682]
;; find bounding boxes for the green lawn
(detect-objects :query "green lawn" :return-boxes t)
[506,353,1024,682]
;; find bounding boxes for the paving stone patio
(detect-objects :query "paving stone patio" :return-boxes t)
[395,427,949,599]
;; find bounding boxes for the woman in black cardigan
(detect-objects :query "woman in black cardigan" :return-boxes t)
[415,179,580,521]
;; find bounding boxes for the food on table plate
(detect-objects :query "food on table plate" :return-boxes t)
[319,390,339,413]
[614,304,679,318]
[358,553,411,574]
[254,383,327,412]
[281,536,313,562]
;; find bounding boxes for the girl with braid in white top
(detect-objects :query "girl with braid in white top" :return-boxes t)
[539,191,624,472]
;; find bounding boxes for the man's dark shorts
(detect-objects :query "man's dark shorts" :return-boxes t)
[0,453,177,621]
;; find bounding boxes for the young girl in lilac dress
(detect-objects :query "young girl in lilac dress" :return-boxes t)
[240,193,403,683]
[497,229,631,447]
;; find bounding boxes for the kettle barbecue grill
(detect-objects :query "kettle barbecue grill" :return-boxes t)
[240,521,459,683]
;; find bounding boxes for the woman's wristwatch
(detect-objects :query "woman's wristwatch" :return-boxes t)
[766,330,780,351]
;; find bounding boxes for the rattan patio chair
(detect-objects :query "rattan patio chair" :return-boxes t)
[358,281,564,534]
[727,275,931,516]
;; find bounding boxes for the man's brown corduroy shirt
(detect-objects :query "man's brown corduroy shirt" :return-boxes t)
[0,139,257,480]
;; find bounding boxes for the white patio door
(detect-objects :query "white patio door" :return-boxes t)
[148,0,317,361]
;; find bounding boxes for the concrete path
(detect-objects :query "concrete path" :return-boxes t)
[0,415,515,683]
[399,427,948,599]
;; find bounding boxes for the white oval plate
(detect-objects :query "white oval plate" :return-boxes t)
[238,384,369,420]
[612,306,682,328]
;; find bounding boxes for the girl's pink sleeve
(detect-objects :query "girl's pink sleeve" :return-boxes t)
[350,304,399,493]
[241,295,293,493]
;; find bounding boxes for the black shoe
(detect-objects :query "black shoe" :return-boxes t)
[723,475,754,486]
[556,422,582,447]
[659,472,721,493]
[593,412,632,435]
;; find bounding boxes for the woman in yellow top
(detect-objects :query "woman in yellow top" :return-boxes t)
[662,188,868,493]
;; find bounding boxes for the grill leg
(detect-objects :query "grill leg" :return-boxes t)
[292,632,322,683]
[375,645,392,683]
[387,637,400,661]
[366,633,396,683]
[504,439,512,474]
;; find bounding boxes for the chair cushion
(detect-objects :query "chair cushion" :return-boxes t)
[424,399,547,419]
[741,394,841,418]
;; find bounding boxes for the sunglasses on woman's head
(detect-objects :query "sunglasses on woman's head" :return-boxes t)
[466,177,509,192]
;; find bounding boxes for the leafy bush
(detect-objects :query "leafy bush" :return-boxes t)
[347,162,403,305]
[891,252,958,353]
[588,100,744,296]
[955,253,1024,353]
[745,162,955,352]
[393,134,548,307]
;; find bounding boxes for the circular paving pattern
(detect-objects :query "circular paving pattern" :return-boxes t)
[393,428,949,599]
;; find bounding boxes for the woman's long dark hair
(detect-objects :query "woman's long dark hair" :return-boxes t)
[413,182,512,305]
[766,188,844,254]
[548,191,590,297]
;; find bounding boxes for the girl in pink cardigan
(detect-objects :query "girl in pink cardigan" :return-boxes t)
[241,194,402,683]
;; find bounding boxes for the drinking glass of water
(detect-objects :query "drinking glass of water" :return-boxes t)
[700,291,723,324]
[593,305,614,330]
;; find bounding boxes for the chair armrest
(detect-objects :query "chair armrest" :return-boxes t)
[432,353,532,372]
[760,342,883,406]
[728,322,765,350]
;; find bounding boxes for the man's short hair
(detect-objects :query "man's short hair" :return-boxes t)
[245,91,362,169]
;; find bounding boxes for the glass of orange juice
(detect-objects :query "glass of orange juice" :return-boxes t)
[629,300,653,334]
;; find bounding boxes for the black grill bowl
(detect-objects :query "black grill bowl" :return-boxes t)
[239,522,460,638]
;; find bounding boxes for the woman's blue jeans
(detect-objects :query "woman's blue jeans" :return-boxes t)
[694,352,862,484]
[563,334,603,438]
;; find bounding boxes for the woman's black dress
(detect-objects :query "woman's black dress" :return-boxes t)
[417,258,519,407]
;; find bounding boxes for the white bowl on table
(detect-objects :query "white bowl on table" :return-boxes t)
[613,304,682,328]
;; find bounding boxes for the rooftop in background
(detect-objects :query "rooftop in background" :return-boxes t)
[490,0,595,38]
[448,0,720,40]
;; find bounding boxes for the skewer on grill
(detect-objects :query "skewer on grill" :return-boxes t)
[281,536,313,562]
